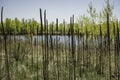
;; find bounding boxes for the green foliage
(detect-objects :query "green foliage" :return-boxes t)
[59,23,63,33]
[0,0,119,36]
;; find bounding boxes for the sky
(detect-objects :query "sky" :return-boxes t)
[0,0,120,23]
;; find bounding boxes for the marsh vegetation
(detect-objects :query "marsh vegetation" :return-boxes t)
[0,0,120,80]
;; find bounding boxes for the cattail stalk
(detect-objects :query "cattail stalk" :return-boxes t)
[70,15,76,80]
[56,18,59,80]
[85,27,89,68]
[99,25,103,74]
[30,25,34,71]
[1,6,11,80]
[44,10,49,80]
[116,21,119,80]
[36,26,39,80]
[68,27,71,80]
[39,8,44,79]
[107,10,111,80]
[113,22,117,75]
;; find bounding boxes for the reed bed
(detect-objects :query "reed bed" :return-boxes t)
[0,7,120,80]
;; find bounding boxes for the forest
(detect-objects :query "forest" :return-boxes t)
[0,0,120,80]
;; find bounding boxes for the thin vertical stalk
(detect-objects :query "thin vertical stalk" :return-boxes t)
[56,18,59,80]
[44,10,49,80]
[116,21,119,80]
[85,27,88,68]
[1,6,11,80]
[63,19,65,35]
[39,8,44,79]
[113,22,117,75]
[44,10,46,80]
[46,19,49,80]
[82,34,85,74]
[40,8,43,34]
[70,15,76,80]
[68,26,71,80]
[107,11,111,80]
[36,26,39,80]
[77,28,81,77]
[30,25,34,71]
[99,25,103,75]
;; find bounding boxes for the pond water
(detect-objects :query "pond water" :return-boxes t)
[0,35,107,46]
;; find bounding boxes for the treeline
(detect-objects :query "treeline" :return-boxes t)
[0,18,39,34]
[0,17,120,36]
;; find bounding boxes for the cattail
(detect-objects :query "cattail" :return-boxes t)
[56,18,59,80]
[46,19,49,80]
[107,9,111,80]
[113,22,117,75]
[68,26,71,80]
[43,9,46,80]
[99,25,103,75]
[63,20,68,67]
[56,18,58,33]
[1,6,11,80]
[77,27,82,77]
[70,15,76,80]
[44,10,46,32]
[82,30,85,74]
[40,8,43,34]
[49,23,54,61]
[30,25,34,71]
[85,26,89,68]
[63,19,65,35]
[39,8,44,79]
[36,25,39,80]
[43,10,49,80]
[116,20,119,80]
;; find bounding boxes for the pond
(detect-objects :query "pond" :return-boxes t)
[0,35,108,46]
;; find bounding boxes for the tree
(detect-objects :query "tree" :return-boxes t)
[87,1,97,24]
[5,18,11,33]
[48,22,54,33]
[102,0,114,22]
[14,17,20,33]
[74,23,79,33]
[77,15,91,34]
[59,23,63,33]
[87,1,97,35]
